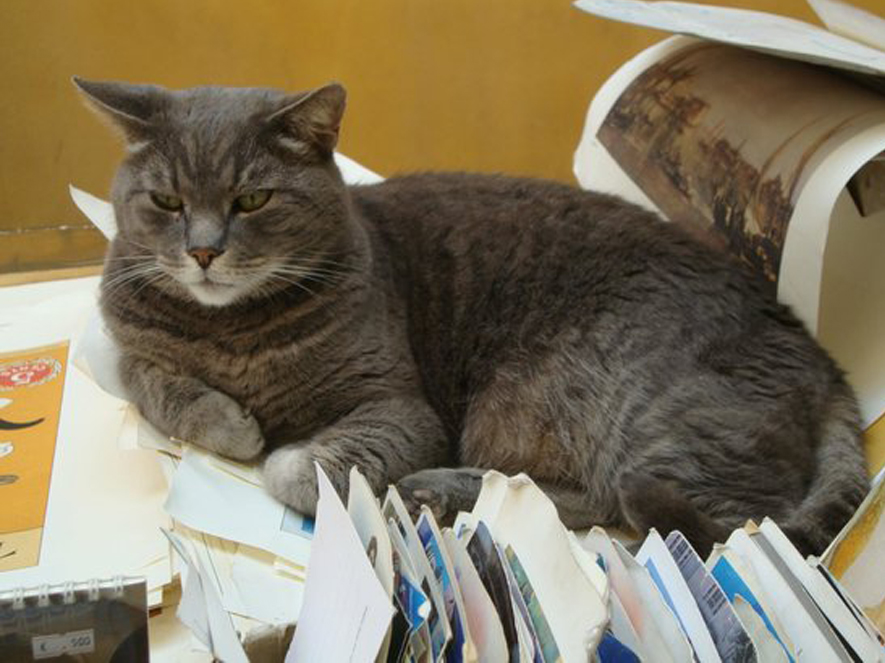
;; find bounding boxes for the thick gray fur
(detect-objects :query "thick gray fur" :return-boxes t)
[75,78,869,556]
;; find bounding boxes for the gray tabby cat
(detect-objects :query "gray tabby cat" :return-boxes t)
[75,78,868,556]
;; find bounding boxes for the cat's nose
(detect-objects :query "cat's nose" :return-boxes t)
[188,247,224,269]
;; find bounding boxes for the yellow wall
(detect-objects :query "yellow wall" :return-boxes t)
[0,0,882,272]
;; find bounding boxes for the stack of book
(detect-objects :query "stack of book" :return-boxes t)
[289,465,885,662]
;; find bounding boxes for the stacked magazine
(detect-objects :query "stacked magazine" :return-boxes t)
[289,466,885,663]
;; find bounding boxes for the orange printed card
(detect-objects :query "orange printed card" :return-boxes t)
[0,342,69,571]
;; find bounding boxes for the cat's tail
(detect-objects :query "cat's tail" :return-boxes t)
[618,379,869,557]
[779,379,869,555]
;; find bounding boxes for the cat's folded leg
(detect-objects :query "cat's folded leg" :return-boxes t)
[262,394,448,516]
[120,354,265,461]
[396,467,604,530]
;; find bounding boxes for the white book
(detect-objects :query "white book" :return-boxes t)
[725,528,850,662]
[758,519,883,662]
[810,559,885,649]
[634,529,721,662]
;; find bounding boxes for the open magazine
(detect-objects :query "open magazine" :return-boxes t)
[572,0,885,432]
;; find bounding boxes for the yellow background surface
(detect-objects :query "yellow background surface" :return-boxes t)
[1,0,882,272]
[0,1,882,469]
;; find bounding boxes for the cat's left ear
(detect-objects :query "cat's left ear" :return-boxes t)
[73,77,167,146]
[266,83,346,156]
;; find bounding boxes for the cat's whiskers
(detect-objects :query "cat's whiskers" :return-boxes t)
[265,272,320,299]
[271,266,349,286]
[130,270,171,300]
[103,262,168,299]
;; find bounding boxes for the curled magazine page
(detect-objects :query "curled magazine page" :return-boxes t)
[574,34,885,425]
[441,529,509,663]
[347,467,395,662]
[471,472,608,659]
[383,487,453,661]
[635,529,721,662]
[705,545,796,661]
[416,507,477,662]
[664,531,757,662]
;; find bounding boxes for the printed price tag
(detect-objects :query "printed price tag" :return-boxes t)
[31,629,95,659]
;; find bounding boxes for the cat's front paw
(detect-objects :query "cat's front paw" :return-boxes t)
[184,390,265,461]
[263,446,319,515]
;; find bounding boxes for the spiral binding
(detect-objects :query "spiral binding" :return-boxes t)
[0,576,144,609]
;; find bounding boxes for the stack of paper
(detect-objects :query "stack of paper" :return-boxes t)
[297,464,885,662]
[292,467,612,663]
[586,488,885,661]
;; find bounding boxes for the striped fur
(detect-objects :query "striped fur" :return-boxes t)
[80,80,868,556]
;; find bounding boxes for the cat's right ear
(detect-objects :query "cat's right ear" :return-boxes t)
[72,77,166,146]
[265,83,347,157]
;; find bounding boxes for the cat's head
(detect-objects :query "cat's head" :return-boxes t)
[75,78,353,307]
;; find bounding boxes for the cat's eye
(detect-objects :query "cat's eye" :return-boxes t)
[150,192,184,212]
[234,190,272,213]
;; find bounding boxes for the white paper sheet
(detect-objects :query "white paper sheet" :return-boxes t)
[807,0,885,52]
[164,529,249,663]
[164,446,312,568]
[285,463,394,663]
[573,0,885,76]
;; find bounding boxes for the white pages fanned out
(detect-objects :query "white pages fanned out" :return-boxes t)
[285,464,394,663]
[725,528,850,662]
[757,519,884,662]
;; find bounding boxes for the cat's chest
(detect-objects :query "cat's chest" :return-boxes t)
[170,331,351,437]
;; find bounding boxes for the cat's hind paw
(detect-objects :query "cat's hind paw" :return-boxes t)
[396,468,483,526]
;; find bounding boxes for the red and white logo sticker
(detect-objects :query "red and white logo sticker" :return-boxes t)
[0,358,62,391]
